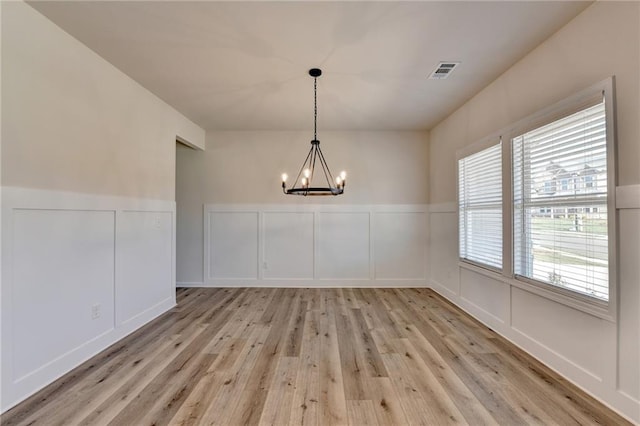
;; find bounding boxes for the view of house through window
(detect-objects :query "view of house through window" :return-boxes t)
[512,99,608,301]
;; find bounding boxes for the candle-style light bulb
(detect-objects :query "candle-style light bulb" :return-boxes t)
[281,173,288,182]
[304,168,311,179]
[301,177,307,187]
[336,176,342,186]
[340,171,347,180]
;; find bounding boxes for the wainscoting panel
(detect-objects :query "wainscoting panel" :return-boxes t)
[1,187,176,413]
[202,204,428,287]
[207,211,258,280]
[11,209,116,381]
[317,212,370,280]
[374,211,427,280]
[459,267,509,325]
[116,210,174,326]
[428,209,459,297]
[263,212,314,280]
[510,287,612,381]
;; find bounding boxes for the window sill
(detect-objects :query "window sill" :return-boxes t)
[458,260,615,322]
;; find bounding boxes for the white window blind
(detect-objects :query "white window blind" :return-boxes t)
[458,142,502,269]
[513,99,608,301]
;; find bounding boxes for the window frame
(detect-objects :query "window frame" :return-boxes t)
[456,77,617,322]
[456,134,504,273]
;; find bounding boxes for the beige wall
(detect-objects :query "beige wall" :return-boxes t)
[176,130,429,283]
[428,2,640,420]
[1,2,204,200]
[430,1,639,204]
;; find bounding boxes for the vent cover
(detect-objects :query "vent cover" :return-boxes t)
[429,62,460,79]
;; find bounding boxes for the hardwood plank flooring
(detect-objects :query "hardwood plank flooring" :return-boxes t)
[1,288,630,426]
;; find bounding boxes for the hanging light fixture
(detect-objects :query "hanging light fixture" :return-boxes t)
[281,68,346,196]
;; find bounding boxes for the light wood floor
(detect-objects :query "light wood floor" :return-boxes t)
[1,288,630,426]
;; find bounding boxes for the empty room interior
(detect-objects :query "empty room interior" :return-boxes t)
[1,1,639,424]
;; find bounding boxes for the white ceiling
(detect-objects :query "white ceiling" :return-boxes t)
[28,1,591,131]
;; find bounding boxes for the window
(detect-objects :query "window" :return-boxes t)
[512,99,609,301]
[458,142,502,270]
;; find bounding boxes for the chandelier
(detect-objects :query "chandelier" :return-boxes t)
[281,68,346,196]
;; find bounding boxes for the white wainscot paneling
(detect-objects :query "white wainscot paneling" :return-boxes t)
[617,209,640,401]
[12,209,116,381]
[317,212,370,280]
[117,211,173,325]
[429,211,460,296]
[459,267,509,324]
[374,212,426,280]
[511,287,615,381]
[208,211,258,280]
[263,212,314,280]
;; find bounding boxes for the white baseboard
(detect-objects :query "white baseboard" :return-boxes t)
[179,280,430,288]
[177,282,205,288]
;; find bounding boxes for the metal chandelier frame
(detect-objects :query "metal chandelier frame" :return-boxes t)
[281,68,346,196]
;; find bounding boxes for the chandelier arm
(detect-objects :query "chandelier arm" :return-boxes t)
[318,147,334,187]
[311,143,319,185]
[293,145,314,188]
[316,146,333,189]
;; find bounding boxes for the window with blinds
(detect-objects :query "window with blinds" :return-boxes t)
[512,98,608,301]
[458,142,502,270]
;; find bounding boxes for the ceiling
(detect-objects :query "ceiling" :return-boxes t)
[28,1,591,131]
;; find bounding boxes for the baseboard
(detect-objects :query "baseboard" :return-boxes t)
[177,282,205,288]
[183,280,430,288]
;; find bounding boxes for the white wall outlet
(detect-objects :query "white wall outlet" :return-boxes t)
[263,261,268,270]
[154,215,162,229]
[91,304,101,320]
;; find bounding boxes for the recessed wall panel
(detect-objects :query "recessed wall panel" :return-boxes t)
[317,212,370,280]
[12,209,115,380]
[117,211,173,324]
[459,268,509,323]
[429,211,459,293]
[374,212,426,280]
[511,287,613,380]
[208,211,258,279]
[618,209,640,400]
[263,212,314,279]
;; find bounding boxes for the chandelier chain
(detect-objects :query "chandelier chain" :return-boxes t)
[313,77,317,140]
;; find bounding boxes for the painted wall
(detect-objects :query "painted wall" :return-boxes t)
[428,2,639,422]
[1,2,204,199]
[1,2,204,412]
[176,131,429,285]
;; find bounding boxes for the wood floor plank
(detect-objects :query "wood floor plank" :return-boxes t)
[258,356,299,426]
[226,289,301,426]
[318,301,348,426]
[346,400,379,426]
[365,377,409,426]
[169,338,247,426]
[335,312,367,400]
[349,308,388,378]
[1,288,631,426]
[289,310,321,426]
[199,324,272,425]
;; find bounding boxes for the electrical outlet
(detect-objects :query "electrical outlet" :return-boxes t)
[91,304,101,320]
[263,261,268,270]
[155,215,162,229]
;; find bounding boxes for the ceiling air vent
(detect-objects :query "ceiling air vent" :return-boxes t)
[429,62,460,79]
